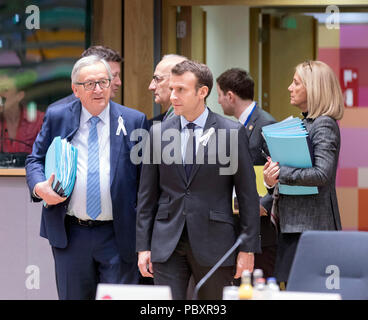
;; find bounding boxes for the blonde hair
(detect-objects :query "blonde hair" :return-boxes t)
[295,60,344,120]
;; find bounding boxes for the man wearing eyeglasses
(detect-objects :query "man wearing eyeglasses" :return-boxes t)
[217,68,277,279]
[49,45,122,107]
[25,55,148,300]
[148,54,187,128]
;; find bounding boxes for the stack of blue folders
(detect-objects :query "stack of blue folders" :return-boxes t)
[262,117,318,195]
[45,136,78,199]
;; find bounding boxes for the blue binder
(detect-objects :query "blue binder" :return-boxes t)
[45,136,78,200]
[262,117,318,195]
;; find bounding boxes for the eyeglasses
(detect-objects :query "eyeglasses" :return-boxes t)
[152,74,169,84]
[303,60,313,72]
[75,79,111,91]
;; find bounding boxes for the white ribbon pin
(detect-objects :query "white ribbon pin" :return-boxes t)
[199,127,215,146]
[116,116,127,136]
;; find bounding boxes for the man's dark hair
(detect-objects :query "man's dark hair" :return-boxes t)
[216,68,254,101]
[81,45,122,63]
[171,60,213,99]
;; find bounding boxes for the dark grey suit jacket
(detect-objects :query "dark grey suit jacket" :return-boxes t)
[246,106,275,166]
[136,109,261,267]
[277,115,342,233]
[147,112,166,129]
[245,105,277,247]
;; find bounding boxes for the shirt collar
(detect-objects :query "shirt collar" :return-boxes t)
[238,101,256,124]
[180,107,209,130]
[81,102,110,125]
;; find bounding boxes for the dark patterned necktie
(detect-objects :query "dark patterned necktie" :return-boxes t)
[184,122,196,179]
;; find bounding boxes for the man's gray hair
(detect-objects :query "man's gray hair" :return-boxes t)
[162,54,187,61]
[71,55,112,83]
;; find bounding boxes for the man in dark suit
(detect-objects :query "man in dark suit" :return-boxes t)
[25,55,148,299]
[136,60,260,300]
[147,54,187,128]
[216,68,277,279]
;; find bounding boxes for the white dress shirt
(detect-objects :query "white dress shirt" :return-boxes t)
[180,107,209,162]
[238,101,256,127]
[67,104,113,221]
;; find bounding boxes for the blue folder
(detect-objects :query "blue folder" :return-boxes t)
[45,136,78,201]
[262,117,318,195]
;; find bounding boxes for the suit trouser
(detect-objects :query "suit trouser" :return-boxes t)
[254,216,278,279]
[274,233,301,283]
[254,245,277,279]
[152,226,235,300]
[52,220,139,300]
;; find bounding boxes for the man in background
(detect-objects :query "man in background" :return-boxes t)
[141,54,187,286]
[217,68,277,279]
[147,54,187,127]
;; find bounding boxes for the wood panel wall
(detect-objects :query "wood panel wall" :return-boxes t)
[124,0,154,118]
[91,0,366,118]
[92,0,123,105]
[92,0,154,118]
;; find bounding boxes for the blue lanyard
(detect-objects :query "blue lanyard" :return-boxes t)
[244,102,257,127]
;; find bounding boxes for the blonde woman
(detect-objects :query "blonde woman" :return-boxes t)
[264,60,344,284]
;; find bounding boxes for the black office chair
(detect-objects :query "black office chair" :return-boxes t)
[287,230,368,300]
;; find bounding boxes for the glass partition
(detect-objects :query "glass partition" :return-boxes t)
[0,0,90,167]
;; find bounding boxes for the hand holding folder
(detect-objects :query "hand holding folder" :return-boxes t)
[44,136,78,206]
[262,117,318,195]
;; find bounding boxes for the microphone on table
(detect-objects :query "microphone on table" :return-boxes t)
[192,233,249,300]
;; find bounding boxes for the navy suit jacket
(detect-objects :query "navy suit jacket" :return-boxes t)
[245,105,277,247]
[25,99,148,263]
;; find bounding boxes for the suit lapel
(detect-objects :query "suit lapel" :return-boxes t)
[246,106,259,141]
[65,100,82,142]
[109,101,128,185]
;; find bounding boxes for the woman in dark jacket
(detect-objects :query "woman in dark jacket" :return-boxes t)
[264,60,344,284]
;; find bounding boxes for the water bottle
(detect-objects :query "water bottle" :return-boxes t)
[265,277,280,299]
[266,277,280,291]
[223,286,239,300]
[252,269,263,287]
[238,270,253,300]
[252,277,266,300]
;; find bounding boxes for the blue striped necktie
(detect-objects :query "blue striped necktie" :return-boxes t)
[87,116,101,220]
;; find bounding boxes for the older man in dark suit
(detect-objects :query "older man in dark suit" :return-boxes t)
[136,60,260,300]
[48,45,122,108]
[217,68,277,279]
[26,55,148,299]
[147,54,187,128]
